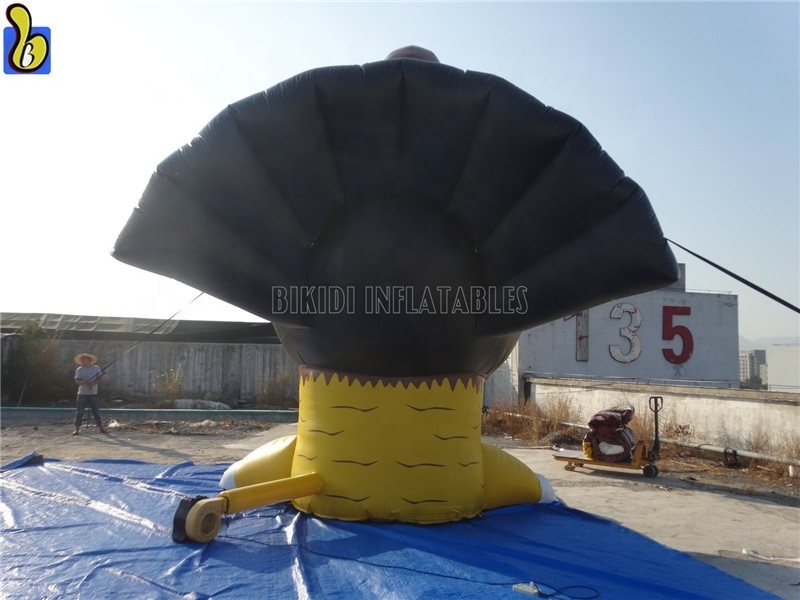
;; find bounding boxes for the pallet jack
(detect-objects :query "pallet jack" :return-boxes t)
[553,396,662,478]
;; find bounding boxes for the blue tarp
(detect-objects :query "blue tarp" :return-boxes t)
[0,458,777,599]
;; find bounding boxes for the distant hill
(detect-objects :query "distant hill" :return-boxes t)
[739,336,800,351]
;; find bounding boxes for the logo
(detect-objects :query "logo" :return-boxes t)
[4,3,50,74]
[270,285,530,316]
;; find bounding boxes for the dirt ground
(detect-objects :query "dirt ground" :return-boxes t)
[0,418,277,466]
[2,417,798,508]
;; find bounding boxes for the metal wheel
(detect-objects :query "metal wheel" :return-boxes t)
[643,464,658,478]
[564,463,576,471]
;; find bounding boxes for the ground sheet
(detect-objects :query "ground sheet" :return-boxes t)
[0,455,777,599]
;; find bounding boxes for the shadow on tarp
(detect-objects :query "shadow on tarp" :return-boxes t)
[0,457,780,599]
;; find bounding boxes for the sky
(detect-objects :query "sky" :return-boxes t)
[1,0,798,342]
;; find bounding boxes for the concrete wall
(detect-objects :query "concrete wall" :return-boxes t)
[483,345,519,407]
[527,377,799,450]
[56,340,298,405]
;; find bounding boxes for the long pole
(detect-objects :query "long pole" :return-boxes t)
[85,292,205,383]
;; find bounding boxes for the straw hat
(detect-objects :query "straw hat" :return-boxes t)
[74,353,98,365]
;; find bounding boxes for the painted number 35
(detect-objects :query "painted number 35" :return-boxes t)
[608,304,693,364]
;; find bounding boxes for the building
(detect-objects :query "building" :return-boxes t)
[739,349,767,384]
[513,264,740,392]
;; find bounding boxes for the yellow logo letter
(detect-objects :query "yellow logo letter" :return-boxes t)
[6,3,49,72]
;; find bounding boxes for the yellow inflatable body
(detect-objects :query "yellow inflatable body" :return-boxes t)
[221,366,553,524]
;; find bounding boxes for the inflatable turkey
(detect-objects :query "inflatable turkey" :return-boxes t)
[113,46,678,542]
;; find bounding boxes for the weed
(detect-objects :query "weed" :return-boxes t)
[152,366,184,400]
[482,393,582,443]
[256,367,298,409]
[1,322,72,406]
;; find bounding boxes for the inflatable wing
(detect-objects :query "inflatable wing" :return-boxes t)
[114,51,678,536]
